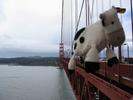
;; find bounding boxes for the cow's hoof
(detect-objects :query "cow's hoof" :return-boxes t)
[80,57,84,64]
[68,70,75,74]
[84,62,100,73]
[107,57,118,67]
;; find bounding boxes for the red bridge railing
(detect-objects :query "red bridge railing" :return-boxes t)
[61,58,133,100]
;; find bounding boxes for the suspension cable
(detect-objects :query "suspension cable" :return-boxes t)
[71,0,73,51]
[96,0,98,21]
[90,0,95,24]
[109,0,111,8]
[76,0,85,32]
[86,0,90,25]
[130,0,133,44]
[61,0,64,43]
[75,0,78,32]
[102,0,104,12]
[85,0,88,26]
[120,0,123,23]
[85,0,90,26]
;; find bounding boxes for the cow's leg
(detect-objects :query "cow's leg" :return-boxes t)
[80,56,84,64]
[106,46,118,67]
[84,46,100,73]
[68,54,76,74]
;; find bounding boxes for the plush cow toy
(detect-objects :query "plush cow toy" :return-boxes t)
[68,6,126,73]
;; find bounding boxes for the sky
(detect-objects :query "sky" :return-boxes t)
[0,0,61,57]
[0,0,132,58]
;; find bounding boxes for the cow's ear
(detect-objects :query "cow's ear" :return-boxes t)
[112,6,126,14]
[116,7,126,13]
[99,14,105,26]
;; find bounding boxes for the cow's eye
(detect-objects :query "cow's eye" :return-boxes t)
[111,21,114,25]
[79,37,85,43]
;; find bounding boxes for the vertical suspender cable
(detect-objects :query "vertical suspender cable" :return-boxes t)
[96,0,98,21]
[76,0,85,32]
[130,0,133,44]
[90,0,95,24]
[102,0,104,12]
[75,0,78,33]
[109,0,111,8]
[87,0,90,25]
[71,0,73,51]
[61,0,64,43]
[70,0,78,53]
[120,0,123,23]
[85,0,88,26]
[85,0,89,26]
[118,0,122,65]
[89,0,95,24]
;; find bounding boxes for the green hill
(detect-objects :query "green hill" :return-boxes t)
[0,57,59,66]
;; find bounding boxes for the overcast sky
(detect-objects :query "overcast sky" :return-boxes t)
[0,0,61,57]
[0,0,132,57]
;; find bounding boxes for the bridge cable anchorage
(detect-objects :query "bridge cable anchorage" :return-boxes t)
[76,0,85,32]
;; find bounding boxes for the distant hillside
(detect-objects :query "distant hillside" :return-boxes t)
[0,57,59,66]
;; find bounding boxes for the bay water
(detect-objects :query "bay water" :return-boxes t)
[0,65,76,100]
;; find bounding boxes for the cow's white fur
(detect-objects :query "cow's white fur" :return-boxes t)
[68,6,126,71]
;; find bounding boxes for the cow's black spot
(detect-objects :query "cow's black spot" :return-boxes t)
[74,43,77,50]
[71,52,74,55]
[79,37,85,43]
[74,28,85,40]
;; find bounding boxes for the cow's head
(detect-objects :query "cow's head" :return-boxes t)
[99,6,126,46]
[100,6,126,27]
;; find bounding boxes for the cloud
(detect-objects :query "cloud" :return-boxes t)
[0,0,132,57]
[0,0,61,57]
